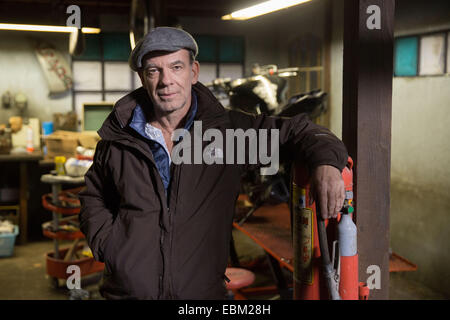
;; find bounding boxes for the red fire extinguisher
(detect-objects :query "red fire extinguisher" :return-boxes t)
[291,157,369,300]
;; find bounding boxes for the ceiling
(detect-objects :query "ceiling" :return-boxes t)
[0,0,264,27]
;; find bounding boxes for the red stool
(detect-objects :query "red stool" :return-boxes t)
[225,267,255,300]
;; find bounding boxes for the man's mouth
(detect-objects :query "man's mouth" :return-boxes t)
[159,92,177,98]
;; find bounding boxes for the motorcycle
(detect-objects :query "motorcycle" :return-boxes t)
[206,64,328,224]
[207,64,327,117]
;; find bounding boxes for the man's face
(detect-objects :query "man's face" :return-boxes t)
[139,49,199,115]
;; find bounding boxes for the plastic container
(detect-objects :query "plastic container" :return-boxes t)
[42,122,54,156]
[338,213,357,256]
[26,124,34,153]
[0,225,19,257]
[42,122,54,136]
[54,156,66,175]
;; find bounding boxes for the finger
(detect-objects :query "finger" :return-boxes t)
[328,186,336,219]
[339,187,346,211]
[334,187,342,218]
[318,185,328,220]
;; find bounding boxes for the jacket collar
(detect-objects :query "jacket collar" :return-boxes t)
[128,90,198,142]
[98,82,227,141]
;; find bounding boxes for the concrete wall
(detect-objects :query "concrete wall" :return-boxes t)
[328,0,450,297]
[0,32,72,125]
[391,0,450,297]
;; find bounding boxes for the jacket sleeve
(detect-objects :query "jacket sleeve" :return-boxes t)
[79,140,117,262]
[228,110,348,172]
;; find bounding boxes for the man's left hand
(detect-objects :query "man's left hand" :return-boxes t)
[310,165,345,220]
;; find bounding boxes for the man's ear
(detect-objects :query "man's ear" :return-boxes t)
[191,61,200,85]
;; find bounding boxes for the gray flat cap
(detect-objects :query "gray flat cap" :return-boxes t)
[129,27,198,71]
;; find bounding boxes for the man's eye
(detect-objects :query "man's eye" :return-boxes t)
[147,69,158,76]
[173,65,182,71]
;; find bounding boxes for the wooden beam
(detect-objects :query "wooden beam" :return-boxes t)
[342,0,395,300]
[149,0,168,27]
[322,0,332,129]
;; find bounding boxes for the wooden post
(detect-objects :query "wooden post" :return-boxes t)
[342,0,395,299]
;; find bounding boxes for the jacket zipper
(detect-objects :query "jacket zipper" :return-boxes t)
[159,220,166,299]
[167,162,182,300]
[113,139,171,299]
[167,206,173,299]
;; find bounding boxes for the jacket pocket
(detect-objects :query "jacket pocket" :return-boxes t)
[102,208,161,299]
[103,208,154,263]
[102,214,122,264]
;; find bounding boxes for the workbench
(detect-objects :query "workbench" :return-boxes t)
[0,151,43,244]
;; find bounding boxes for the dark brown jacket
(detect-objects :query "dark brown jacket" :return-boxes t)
[79,82,348,300]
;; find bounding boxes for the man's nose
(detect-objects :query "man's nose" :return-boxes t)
[158,69,173,86]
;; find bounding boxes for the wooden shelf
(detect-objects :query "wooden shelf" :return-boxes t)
[389,252,418,273]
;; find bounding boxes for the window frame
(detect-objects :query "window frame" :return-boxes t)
[71,32,139,113]
[394,29,449,77]
[193,34,246,80]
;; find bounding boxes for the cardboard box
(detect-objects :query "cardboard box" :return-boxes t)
[44,131,100,160]
[44,131,78,160]
[78,131,100,149]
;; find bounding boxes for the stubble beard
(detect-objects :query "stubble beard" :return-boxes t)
[155,98,187,117]
[144,85,187,116]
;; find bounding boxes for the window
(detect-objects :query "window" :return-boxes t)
[72,32,141,130]
[193,34,245,84]
[289,34,323,95]
[394,37,418,76]
[72,33,245,126]
[419,33,446,75]
[394,30,450,77]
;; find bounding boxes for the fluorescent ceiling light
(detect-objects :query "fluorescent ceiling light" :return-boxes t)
[222,0,312,20]
[80,27,101,34]
[0,23,100,33]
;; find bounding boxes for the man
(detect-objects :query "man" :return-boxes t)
[79,27,348,300]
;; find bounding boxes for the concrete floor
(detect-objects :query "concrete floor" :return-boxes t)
[0,230,447,300]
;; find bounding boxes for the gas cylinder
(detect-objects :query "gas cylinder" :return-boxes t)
[338,207,359,299]
[338,212,357,257]
[337,157,359,300]
[292,157,366,300]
